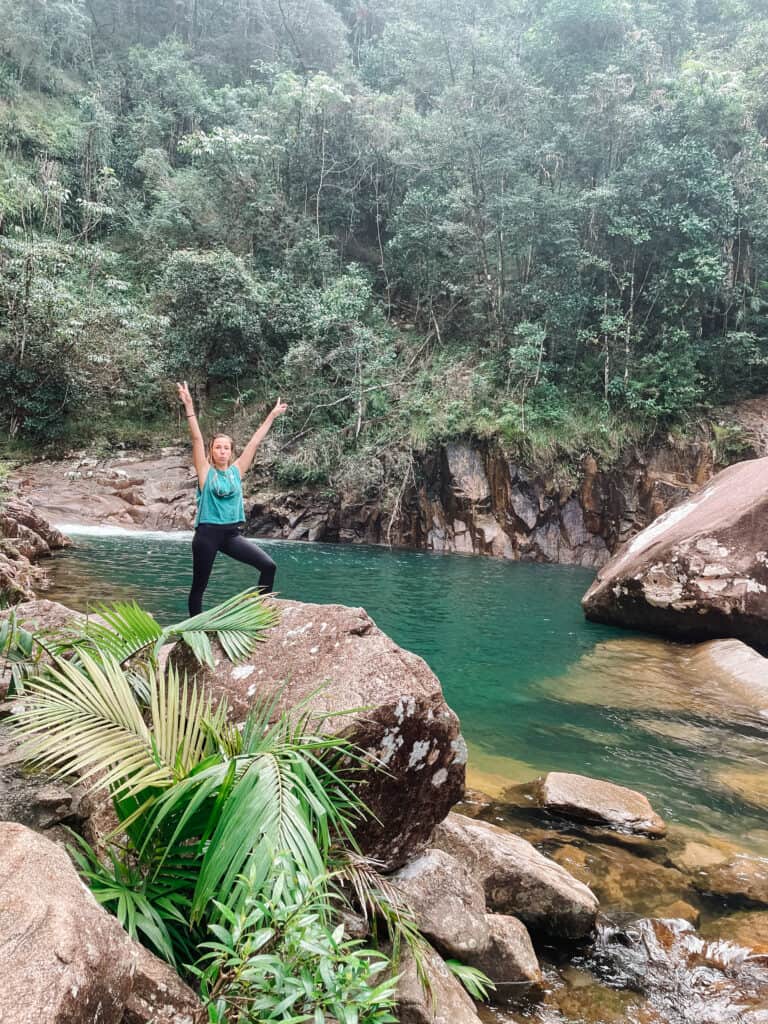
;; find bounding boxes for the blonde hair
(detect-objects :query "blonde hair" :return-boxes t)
[208,433,234,465]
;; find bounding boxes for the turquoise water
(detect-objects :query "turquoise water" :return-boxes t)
[46,528,768,849]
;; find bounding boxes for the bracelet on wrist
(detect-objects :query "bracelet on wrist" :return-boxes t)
[186,412,195,418]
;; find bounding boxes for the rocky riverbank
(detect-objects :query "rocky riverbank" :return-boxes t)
[0,494,70,603]
[2,594,768,1024]
[3,432,739,569]
[12,398,768,569]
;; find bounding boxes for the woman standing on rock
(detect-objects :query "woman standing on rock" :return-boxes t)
[177,381,287,615]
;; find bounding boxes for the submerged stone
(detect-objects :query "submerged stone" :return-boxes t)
[541,635,768,726]
[700,910,768,954]
[549,841,695,920]
[693,854,768,906]
[714,766,768,812]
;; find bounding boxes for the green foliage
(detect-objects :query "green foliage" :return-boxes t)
[0,236,167,443]
[193,861,398,1023]
[0,609,40,692]
[5,589,420,1018]
[445,959,496,1001]
[709,420,753,465]
[159,249,268,385]
[2,0,768,476]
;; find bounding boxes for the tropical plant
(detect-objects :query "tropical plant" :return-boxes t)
[46,586,280,671]
[445,959,497,1001]
[192,859,398,1024]
[4,591,482,1015]
[9,651,363,961]
[0,608,40,693]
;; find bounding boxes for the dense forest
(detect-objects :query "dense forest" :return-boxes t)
[1,0,767,501]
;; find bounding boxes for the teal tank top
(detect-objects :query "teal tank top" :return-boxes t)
[195,465,245,527]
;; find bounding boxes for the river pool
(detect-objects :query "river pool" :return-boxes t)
[45,527,768,853]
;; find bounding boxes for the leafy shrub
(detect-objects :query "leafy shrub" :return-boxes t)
[194,861,398,1024]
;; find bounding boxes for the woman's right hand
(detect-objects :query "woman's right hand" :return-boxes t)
[176,381,193,412]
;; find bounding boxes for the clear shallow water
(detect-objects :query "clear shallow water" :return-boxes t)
[45,528,768,852]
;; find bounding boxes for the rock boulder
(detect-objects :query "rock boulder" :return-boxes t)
[471,914,543,1003]
[396,943,483,1024]
[171,599,466,870]
[0,822,136,1024]
[536,772,667,838]
[431,813,598,941]
[0,498,69,603]
[391,848,542,1001]
[693,855,768,906]
[123,943,200,1024]
[582,457,768,651]
[391,849,489,959]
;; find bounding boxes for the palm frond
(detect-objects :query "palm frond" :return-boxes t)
[20,590,278,687]
[9,651,167,796]
[133,706,366,925]
[40,601,164,668]
[149,661,228,779]
[334,851,431,993]
[8,653,223,802]
[177,630,213,668]
[445,960,496,1001]
[164,588,279,665]
[68,831,197,968]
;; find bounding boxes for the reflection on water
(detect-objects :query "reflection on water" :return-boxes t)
[44,527,768,854]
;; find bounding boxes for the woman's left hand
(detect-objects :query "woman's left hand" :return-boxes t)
[272,397,288,417]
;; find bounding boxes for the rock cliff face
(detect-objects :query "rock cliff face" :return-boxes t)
[14,432,720,568]
[246,438,718,568]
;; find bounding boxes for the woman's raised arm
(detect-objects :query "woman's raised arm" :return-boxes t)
[234,397,288,477]
[177,381,209,489]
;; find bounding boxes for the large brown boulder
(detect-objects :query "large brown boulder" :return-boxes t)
[0,822,136,1024]
[123,943,201,1024]
[431,813,598,941]
[395,943,483,1024]
[171,599,466,870]
[0,596,86,635]
[0,823,202,1024]
[391,848,542,1002]
[582,457,768,650]
[391,849,490,959]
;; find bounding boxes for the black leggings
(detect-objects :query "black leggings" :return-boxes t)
[189,523,276,616]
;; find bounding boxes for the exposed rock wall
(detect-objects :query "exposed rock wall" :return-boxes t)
[250,437,716,568]
[13,433,721,569]
[0,495,70,602]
